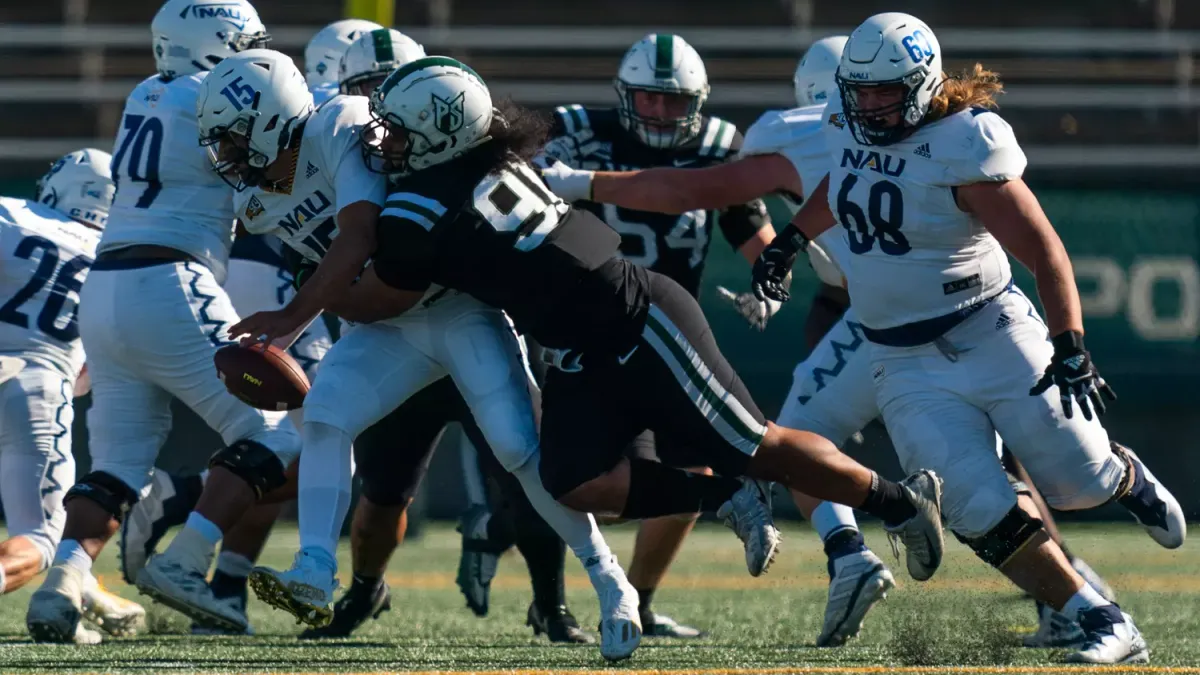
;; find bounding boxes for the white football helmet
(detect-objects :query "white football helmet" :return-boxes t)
[338,28,427,96]
[836,12,943,146]
[196,49,314,190]
[614,33,710,149]
[304,19,384,88]
[150,0,270,80]
[367,56,494,178]
[35,148,115,229]
[793,36,848,108]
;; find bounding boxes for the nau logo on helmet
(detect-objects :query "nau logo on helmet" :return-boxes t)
[179,3,249,30]
[432,92,465,134]
[244,195,265,220]
[841,148,906,177]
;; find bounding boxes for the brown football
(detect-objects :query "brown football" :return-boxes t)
[214,343,310,411]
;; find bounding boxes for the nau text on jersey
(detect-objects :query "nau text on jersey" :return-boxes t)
[276,190,332,236]
[840,148,907,177]
[180,3,250,29]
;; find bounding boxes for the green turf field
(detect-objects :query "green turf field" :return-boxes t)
[1,521,1197,674]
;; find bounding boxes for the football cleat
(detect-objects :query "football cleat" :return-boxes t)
[588,557,641,661]
[1113,444,1186,550]
[136,555,246,633]
[27,565,96,644]
[191,595,253,635]
[119,470,202,584]
[249,550,340,628]
[299,580,391,639]
[527,603,595,644]
[456,505,503,617]
[641,610,706,639]
[1067,607,1149,664]
[717,479,781,577]
[817,549,895,647]
[883,470,945,582]
[81,575,146,637]
[1022,601,1085,649]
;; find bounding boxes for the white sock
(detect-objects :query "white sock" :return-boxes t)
[297,421,354,566]
[216,551,254,578]
[52,539,93,576]
[184,512,224,547]
[1062,581,1113,619]
[0,564,6,594]
[809,501,859,542]
[82,570,99,593]
[511,455,612,565]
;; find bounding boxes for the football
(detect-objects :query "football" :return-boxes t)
[214,343,310,411]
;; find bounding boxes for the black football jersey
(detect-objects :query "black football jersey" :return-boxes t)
[543,106,769,296]
[371,147,648,352]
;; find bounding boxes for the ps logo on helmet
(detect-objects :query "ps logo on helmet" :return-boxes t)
[432,92,465,134]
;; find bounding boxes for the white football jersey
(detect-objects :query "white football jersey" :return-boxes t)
[101,73,237,283]
[0,197,100,378]
[822,100,1027,330]
[742,104,847,288]
[310,82,339,107]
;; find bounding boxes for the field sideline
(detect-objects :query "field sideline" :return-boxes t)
[0,521,1196,674]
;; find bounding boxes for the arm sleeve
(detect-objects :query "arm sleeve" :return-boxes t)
[372,215,435,292]
[717,198,771,250]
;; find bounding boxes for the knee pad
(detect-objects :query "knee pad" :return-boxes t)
[63,471,140,522]
[954,505,1044,569]
[209,439,286,499]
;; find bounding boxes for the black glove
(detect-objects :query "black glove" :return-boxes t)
[752,224,808,303]
[1029,330,1116,421]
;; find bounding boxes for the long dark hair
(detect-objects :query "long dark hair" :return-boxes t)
[473,98,552,173]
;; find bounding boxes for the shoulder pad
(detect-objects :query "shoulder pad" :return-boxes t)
[553,104,592,136]
[934,107,1027,184]
[696,116,739,159]
[741,105,825,157]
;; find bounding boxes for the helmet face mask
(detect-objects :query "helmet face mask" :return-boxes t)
[614,33,710,150]
[836,12,943,146]
[200,122,271,191]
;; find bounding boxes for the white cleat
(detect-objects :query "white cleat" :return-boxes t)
[81,574,146,637]
[191,597,253,635]
[27,565,98,644]
[883,470,945,582]
[1072,556,1116,603]
[248,551,340,628]
[1022,602,1086,648]
[1067,608,1149,664]
[1113,444,1186,550]
[588,557,642,662]
[817,549,895,647]
[717,479,781,577]
[136,554,246,633]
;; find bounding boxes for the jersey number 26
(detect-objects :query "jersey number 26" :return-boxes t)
[0,236,91,342]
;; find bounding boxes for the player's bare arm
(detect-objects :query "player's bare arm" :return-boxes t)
[585,154,801,214]
[327,266,424,323]
[736,222,777,264]
[958,179,1083,337]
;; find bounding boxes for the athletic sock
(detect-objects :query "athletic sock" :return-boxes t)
[210,551,252,605]
[516,533,567,613]
[636,586,656,614]
[298,421,354,565]
[621,458,742,519]
[184,512,224,547]
[52,539,94,577]
[859,473,918,526]
[810,501,860,542]
[510,458,611,564]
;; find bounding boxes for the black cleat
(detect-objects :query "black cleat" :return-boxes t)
[527,603,595,644]
[298,580,391,639]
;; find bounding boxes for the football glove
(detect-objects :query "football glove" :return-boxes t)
[1030,330,1116,421]
[751,224,809,303]
[533,156,594,202]
[716,284,784,331]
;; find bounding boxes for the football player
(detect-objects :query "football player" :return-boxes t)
[752,13,1184,664]
[304,18,384,105]
[24,0,302,642]
[338,28,426,97]
[0,150,146,642]
[531,33,780,638]
[198,50,628,657]
[334,56,946,610]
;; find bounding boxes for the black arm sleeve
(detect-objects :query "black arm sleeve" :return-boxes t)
[372,216,436,292]
[718,198,771,250]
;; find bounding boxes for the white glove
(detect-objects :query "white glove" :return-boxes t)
[534,155,594,202]
[716,285,782,331]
